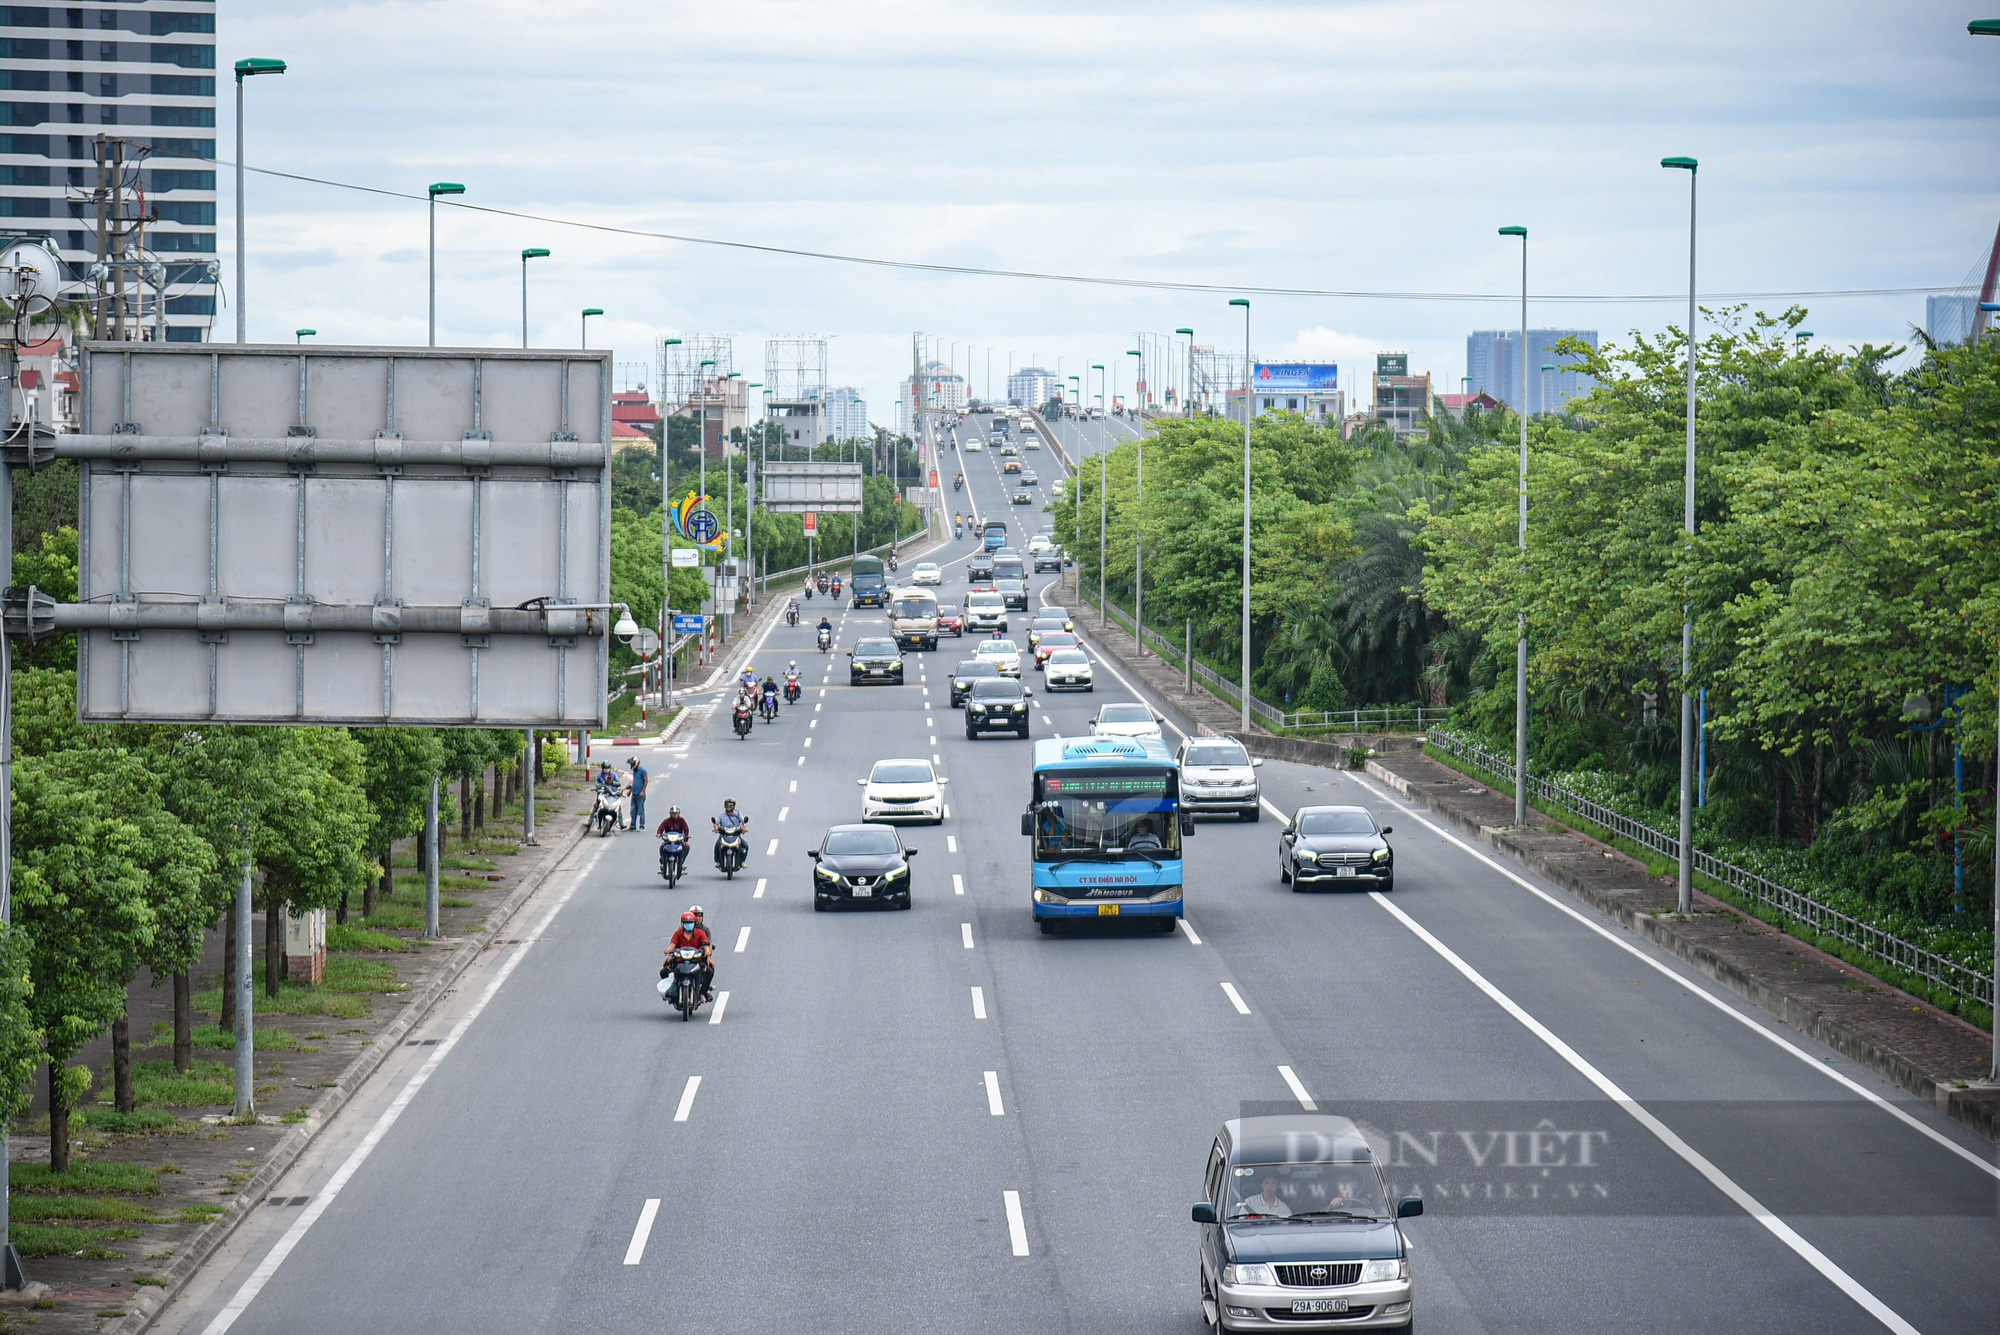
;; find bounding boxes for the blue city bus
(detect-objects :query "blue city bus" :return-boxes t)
[1022,736,1191,933]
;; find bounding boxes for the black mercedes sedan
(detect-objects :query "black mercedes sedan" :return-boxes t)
[810,823,917,910]
[1278,806,1393,891]
[949,658,1001,707]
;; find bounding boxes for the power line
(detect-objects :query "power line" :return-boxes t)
[212,156,1971,306]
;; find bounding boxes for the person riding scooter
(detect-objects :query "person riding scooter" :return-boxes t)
[760,675,781,721]
[664,910,714,1003]
[712,799,749,869]
[783,662,802,703]
[786,599,800,626]
[656,805,692,881]
[817,616,834,653]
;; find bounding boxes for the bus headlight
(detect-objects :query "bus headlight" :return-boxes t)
[1033,887,1069,905]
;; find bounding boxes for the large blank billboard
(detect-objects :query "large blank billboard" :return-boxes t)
[760,460,864,513]
[72,344,611,727]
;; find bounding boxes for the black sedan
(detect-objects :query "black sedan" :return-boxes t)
[964,677,1033,738]
[848,637,905,686]
[810,824,917,910]
[949,658,1002,707]
[1279,806,1394,890]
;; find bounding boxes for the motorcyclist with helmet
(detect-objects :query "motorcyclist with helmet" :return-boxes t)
[817,615,834,652]
[760,675,781,720]
[712,798,749,869]
[783,661,802,702]
[664,909,714,1002]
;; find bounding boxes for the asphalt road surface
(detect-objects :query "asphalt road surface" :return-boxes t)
[155,412,2000,1335]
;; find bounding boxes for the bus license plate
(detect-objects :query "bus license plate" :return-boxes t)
[1097,904,1120,916]
[1291,1299,1349,1314]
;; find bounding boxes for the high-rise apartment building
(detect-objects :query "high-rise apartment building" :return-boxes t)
[1006,366,1055,408]
[0,1,219,342]
[826,386,868,442]
[1465,328,1598,415]
[898,360,965,433]
[1926,295,1975,346]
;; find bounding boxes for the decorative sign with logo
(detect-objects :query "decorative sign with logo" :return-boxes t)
[802,512,818,537]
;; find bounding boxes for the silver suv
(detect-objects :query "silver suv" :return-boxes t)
[1177,736,1263,821]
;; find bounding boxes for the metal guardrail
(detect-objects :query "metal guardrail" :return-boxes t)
[1426,729,1994,1016]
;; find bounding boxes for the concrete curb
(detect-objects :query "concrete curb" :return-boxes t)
[1363,760,2000,1144]
[111,813,593,1335]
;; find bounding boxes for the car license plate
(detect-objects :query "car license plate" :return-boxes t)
[852,885,872,898]
[1336,866,1356,877]
[1096,903,1121,916]
[1291,1299,1349,1314]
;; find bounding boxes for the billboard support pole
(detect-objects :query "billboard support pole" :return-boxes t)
[523,728,536,846]
[424,779,440,939]
[233,858,254,1118]
[0,445,19,1289]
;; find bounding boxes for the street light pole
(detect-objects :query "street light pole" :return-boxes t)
[426,181,465,347]
[1663,155,1699,916]
[581,307,602,350]
[232,58,286,343]
[294,328,314,344]
[519,248,549,348]
[1176,328,1195,418]
[1128,347,1144,653]
[1500,225,1529,827]
[1229,301,1250,730]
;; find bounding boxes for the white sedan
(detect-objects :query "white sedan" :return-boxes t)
[910,562,943,586]
[963,439,984,453]
[1044,648,1094,691]
[975,638,1023,676]
[1089,702,1162,740]
[858,758,948,824]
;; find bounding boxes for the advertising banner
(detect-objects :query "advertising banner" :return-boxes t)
[1253,363,1340,391]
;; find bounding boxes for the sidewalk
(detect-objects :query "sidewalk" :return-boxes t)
[1363,747,2000,1142]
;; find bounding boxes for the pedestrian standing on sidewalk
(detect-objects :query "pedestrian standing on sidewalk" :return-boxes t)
[628,757,648,834]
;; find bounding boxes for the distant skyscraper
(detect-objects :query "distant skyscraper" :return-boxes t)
[1926,295,1975,345]
[1466,328,1598,414]
[0,0,219,341]
[826,386,868,442]
[1007,366,1056,408]
[898,360,965,433]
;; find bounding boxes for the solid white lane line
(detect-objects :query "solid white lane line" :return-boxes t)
[961,922,975,949]
[198,844,607,1335]
[1003,1191,1030,1257]
[1221,982,1252,1015]
[734,925,751,953]
[947,835,958,853]
[1277,1065,1316,1111]
[623,1199,661,1265]
[971,986,987,1019]
[984,1070,1006,1116]
[765,839,779,856]
[778,806,789,822]
[1177,918,1203,945]
[1371,891,1920,1335]
[753,877,767,899]
[673,1075,702,1122]
[708,991,730,1025]
[953,874,965,896]
[1349,784,2000,1184]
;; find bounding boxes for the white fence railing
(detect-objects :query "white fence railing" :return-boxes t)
[1426,728,1993,1017]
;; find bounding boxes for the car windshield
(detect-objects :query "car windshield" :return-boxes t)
[939,605,960,615]
[1298,811,1377,836]
[1032,620,1066,632]
[1185,744,1250,767]
[967,595,1002,609]
[971,679,1024,700]
[855,640,896,656]
[1226,1162,1389,1221]
[1099,705,1153,724]
[870,762,934,784]
[1039,633,1077,648]
[1043,607,1069,620]
[915,565,939,574]
[892,597,935,618]
[824,829,902,857]
[1032,768,1181,860]
[997,579,1025,590]
[980,640,1019,655]
[1048,650,1089,665]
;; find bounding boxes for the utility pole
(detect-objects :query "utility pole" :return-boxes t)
[92,136,110,341]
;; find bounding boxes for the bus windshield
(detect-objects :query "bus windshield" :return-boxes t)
[1032,768,1181,861]
[983,520,1008,541]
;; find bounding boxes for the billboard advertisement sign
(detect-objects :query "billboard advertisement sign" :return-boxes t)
[760,460,864,513]
[1253,363,1339,391]
[802,512,818,537]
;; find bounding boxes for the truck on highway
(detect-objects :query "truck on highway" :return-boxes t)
[850,555,888,608]
[889,588,941,652]
[982,518,1008,551]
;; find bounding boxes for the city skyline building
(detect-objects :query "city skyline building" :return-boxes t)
[1007,365,1056,407]
[1466,328,1599,415]
[1371,352,1431,435]
[899,358,965,432]
[0,0,220,342]
[826,385,868,442]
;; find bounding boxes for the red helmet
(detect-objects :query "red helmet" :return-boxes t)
[680,911,698,926]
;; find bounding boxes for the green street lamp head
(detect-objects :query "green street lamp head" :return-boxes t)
[234,57,286,81]
[1970,19,2000,34]
[1795,330,1813,340]
[1541,364,1555,372]
[699,359,716,368]
[1091,363,1104,370]
[1228,298,1250,309]
[1127,349,1141,358]
[663,337,683,348]
[1498,225,1527,238]
[1176,327,1195,335]
[428,182,465,198]
[581,307,603,318]
[1661,156,1698,172]
[295,328,315,341]
[521,247,550,261]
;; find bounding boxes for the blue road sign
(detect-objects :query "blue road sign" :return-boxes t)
[672,614,705,635]
[686,508,720,543]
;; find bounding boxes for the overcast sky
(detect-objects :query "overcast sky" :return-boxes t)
[229,0,1999,422]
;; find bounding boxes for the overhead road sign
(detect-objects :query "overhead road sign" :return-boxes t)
[760,460,864,513]
[67,343,613,727]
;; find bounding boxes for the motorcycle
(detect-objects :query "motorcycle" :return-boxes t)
[732,703,753,739]
[658,945,707,1021]
[831,578,843,599]
[715,828,748,879]
[786,606,800,627]
[759,693,779,723]
[953,475,964,491]
[816,574,829,594]
[783,677,801,704]
[817,627,833,653]
[888,555,898,572]
[589,786,621,836]
[954,524,963,540]
[658,832,689,887]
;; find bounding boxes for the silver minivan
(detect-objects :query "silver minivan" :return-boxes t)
[1176,736,1263,821]
[964,590,1008,633]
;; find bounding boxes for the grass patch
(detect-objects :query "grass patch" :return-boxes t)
[178,1204,225,1223]
[326,923,414,953]
[133,1061,233,1108]
[135,1275,169,1287]
[12,1161,160,1195]
[75,1108,186,1135]
[10,1196,160,1225]
[187,1024,300,1051]
[195,983,370,1020]
[440,894,478,908]
[445,854,497,872]
[324,955,405,994]
[281,1109,308,1124]
[9,1223,142,1257]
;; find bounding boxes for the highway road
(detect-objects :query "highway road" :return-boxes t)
[155,410,2000,1335]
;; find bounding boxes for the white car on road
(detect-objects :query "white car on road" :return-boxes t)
[975,638,1023,676]
[963,439,983,453]
[858,758,948,824]
[1089,702,1162,741]
[1044,648,1094,691]
[910,562,943,586]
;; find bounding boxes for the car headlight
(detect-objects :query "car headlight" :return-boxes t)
[1295,849,1318,862]
[885,865,909,881]
[969,704,986,713]
[1372,846,1391,861]
[1361,1258,1407,1283]
[1222,1263,1277,1287]
[815,866,840,882]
